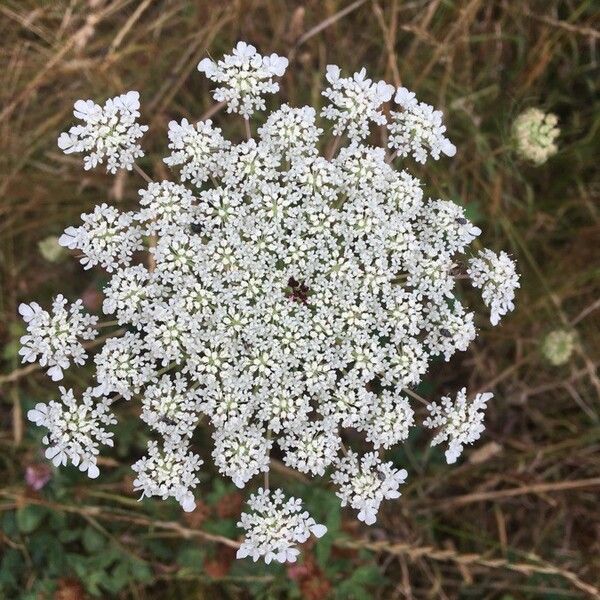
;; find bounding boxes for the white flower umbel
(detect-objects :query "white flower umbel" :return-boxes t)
[58,91,148,173]
[27,387,115,478]
[163,118,230,186]
[237,488,327,564]
[467,249,520,326]
[388,87,456,163]
[359,392,414,450]
[94,332,154,399]
[332,452,408,525]
[513,108,559,165]
[136,181,196,236]
[132,438,203,512]
[140,373,201,438]
[258,105,321,161]
[102,264,160,327]
[281,419,341,476]
[321,65,394,141]
[424,387,493,464]
[25,43,521,561]
[58,203,143,272]
[19,296,98,381]
[212,425,272,489]
[198,41,288,117]
[541,329,577,366]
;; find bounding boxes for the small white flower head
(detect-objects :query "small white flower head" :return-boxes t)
[27,387,115,478]
[164,118,230,186]
[280,419,341,476]
[513,108,559,165]
[132,438,203,512]
[331,452,408,525]
[58,91,148,173]
[418,199,481,255]
[386,339,429,388]
[94,332,154,399]
[19,296,98,381]
[388,87,456,163]
[58,203,143,272]
[321,65,394,141]
[258,105,321,161]
[237,488,327,564]
[541,329,577,366]
[136,181,196,236]
[358,392,414,450]
[140,373,201,438]
[467,249,520,326]
[102,264,160,326]
[424,387,493,464]
[198,42,288,117]
[212,425,272,488]
[423,301,477,361]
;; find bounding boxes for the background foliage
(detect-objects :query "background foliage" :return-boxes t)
[0,0,599,598]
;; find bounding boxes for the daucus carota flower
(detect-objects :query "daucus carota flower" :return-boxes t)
[27,387,115,478]
[424,387,493,464]
[163,118,230,186]
[58,203,143,272]
[467,249,520,326]
[58,91,148,173]
[321,65,394,141]
[132,438,203,512]
[198,41,288,117]
[237,488,327,563]
[388,87,456,163]
[541,329,577,366]
[140,373,201,438]
[23,42,519,563]
[19,296,98,381]
[136,181,196,235]
[512,108,559,164]
[258,105,321,160]
[212,425,272,489]
[331,452,408,525]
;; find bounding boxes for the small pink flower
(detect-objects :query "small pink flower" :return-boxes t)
[25,463,52,491]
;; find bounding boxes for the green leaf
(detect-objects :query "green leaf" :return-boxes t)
[177,546,205,572]
[0,548,22,587]
[335,564,382,599]
[1,511,18,537]
[58,527,80,543]
[130,559,152,583]
[82,526,106,553]
[16,505,47,534]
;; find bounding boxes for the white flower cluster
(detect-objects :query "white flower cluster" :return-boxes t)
[198,41,288,117]
[58,91,148,173]
[512,108,559,165]
[541,329,577,366]
[321,66,394,140]
[332,452,407,525]
[164,118,230,186]
[19,296,98,381]
[132,438,203,512]
[424,388,493,464]
[27,387,115,478]
[24,43,521,563]
[468,249,520,326]
[237,488,327,563]
[58,203,143,272]
[389,87,457,163]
